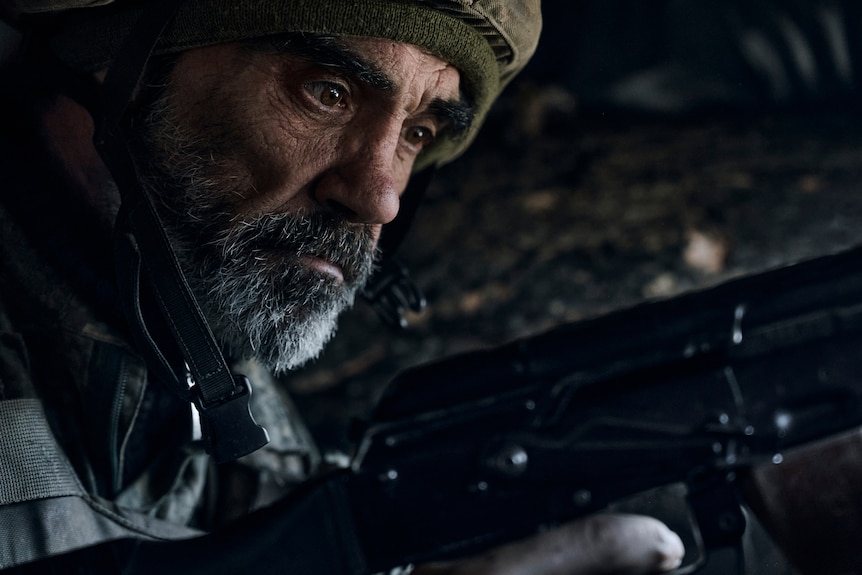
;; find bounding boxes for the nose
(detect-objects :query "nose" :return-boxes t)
[312,128,404,225]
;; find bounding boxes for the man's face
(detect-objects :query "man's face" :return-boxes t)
[133,36,466,373]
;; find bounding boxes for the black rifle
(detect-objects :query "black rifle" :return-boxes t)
[9,246,862,575]
[337,244,862,574]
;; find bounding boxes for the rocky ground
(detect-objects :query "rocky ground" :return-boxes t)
[286,85,862,456]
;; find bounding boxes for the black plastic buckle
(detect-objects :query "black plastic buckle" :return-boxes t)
[362,258,426,329]
[194,375,270,464]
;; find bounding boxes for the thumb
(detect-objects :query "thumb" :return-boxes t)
[415,513,684,575]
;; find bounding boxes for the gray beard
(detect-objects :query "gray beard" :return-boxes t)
[132,91,378,374]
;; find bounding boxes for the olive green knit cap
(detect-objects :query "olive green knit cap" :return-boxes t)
[28,0,542,168]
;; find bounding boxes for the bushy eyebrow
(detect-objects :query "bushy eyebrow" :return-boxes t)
[271,36,395,91]
[427,97,474,137]
[254,34,474,135]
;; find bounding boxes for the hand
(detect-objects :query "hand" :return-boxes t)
[412,513,684,575]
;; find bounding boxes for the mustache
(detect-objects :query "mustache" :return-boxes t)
[217,210,379,284]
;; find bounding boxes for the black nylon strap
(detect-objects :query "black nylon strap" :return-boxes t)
[114,227,187,400]
[97,0,180,131]
[95,0,268,462]
[115,163,235,404]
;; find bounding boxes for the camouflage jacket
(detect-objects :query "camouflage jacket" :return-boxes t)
[0,80,319,568]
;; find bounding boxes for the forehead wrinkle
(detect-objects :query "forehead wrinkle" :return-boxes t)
[256,35,394,92]
[253,35,465,119]
[363,44,471,135]
[319,43,394,92]
[248,34,471,146]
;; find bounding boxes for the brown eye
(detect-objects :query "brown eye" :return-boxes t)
[404,125,435,148]
[305,81,346,108]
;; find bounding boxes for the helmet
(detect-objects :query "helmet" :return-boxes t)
[18,0,542,170]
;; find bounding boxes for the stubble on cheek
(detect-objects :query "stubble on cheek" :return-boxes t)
[197,78,325,218]
[160,51,278,208]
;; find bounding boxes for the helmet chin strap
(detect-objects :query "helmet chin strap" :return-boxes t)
[94,0,269,464]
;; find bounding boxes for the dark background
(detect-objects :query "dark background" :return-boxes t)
[287,1,862,456]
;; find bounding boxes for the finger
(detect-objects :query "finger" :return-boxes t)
[413,514,684,575]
